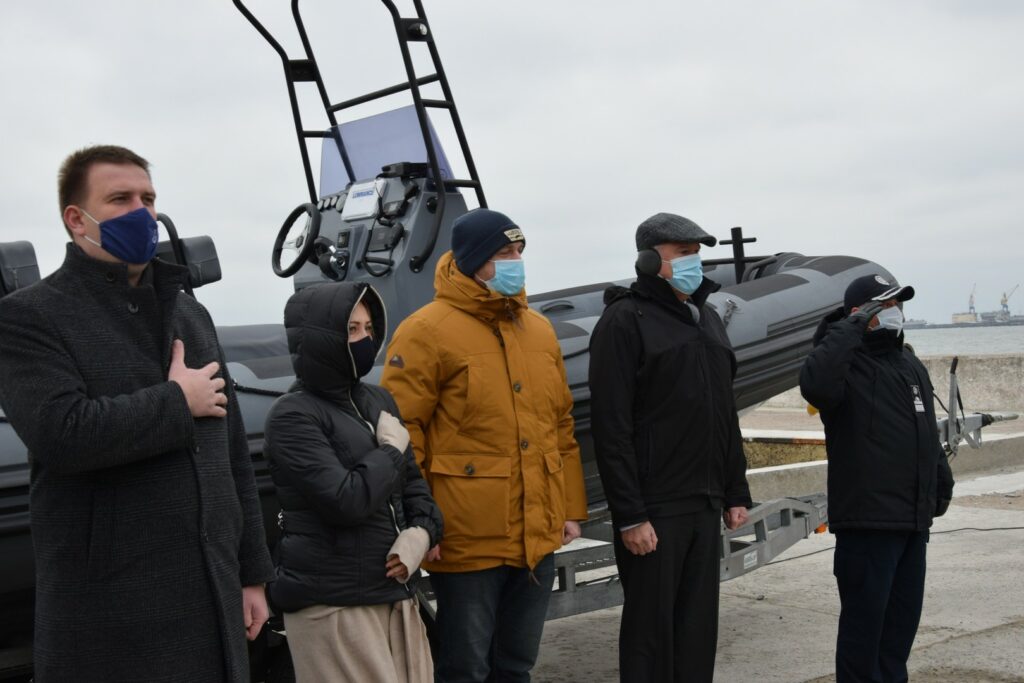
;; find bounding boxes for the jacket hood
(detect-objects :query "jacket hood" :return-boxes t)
[433,250,528,322]
[603,284,632,306]
[284,282,387,395]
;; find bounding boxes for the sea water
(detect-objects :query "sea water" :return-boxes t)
[904,325,1024,356]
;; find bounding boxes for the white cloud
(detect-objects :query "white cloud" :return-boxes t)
[1,0,1022,325]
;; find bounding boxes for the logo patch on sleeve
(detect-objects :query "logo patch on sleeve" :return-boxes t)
[911,385,925,412]
[389,354,405,369]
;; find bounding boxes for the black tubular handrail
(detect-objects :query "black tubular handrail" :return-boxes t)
[232,0,354,202]
[233,0,487,271]
[411,0,485,206]
[329,75,441,113]
[289,0,355,187]
[378,0,448,272]
[407,0,487,270]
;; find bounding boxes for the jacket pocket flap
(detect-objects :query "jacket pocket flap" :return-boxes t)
[431,453,510,478]
[543,450,563,474]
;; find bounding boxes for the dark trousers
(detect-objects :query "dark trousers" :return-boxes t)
[429,553,555,683]
[833,529,928,683]
[613,509,722,683]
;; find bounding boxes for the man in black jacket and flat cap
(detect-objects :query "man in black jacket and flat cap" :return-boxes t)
[589,213,752,683]
[800,274,954,683]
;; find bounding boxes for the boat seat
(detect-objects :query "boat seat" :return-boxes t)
[155,235,223,290]
[0,241,41,297]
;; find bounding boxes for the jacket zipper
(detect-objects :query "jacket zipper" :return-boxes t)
[347,389,400,536]
[347,388,376,434]
[387,500,412,595]
[896,353,925,527]
[352,389,412,593]
[697,341,714,497]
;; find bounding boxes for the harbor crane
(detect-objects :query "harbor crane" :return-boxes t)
[1001,284,1019,315]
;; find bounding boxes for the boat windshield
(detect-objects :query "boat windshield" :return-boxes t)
[319,104,453,197]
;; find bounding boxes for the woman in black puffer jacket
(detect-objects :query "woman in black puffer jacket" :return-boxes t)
[264,281,443,682]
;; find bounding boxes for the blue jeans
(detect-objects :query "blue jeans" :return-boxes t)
[429,554,555,683]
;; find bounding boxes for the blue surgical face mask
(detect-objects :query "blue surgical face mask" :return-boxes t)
[873,306,904,334]
[80,207,160,265]
[484,259,525,296]
[663,253,702,295]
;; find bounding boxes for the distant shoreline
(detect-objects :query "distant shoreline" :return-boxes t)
[905,319,1024,331]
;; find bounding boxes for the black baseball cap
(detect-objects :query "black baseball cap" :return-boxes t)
[843,274,915,313]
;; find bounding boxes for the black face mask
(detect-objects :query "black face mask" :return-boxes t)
[349,335,377,378]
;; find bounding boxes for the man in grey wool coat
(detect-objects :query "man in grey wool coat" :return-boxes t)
[0,145,274,681]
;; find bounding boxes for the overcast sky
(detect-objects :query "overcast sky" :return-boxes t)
[2,0,1022,326]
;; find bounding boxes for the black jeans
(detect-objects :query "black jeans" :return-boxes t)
[613,509,722,683]
[834,529,928,683]
[429,554,555,683]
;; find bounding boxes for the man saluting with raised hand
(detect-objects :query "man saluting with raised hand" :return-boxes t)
[800,274,953,683]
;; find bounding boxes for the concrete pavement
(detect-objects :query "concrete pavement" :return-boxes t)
[533,467,1024,682]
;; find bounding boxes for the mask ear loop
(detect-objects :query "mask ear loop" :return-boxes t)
[73,208,104,249]
[78,208,100,225]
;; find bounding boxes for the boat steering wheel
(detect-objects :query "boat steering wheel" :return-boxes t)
[272,203,321,278]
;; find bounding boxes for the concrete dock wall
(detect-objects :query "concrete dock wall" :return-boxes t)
[744,353,1024,500]
[763,353,1024,412]
[921,354,1024,412]
[746,433,1024,502]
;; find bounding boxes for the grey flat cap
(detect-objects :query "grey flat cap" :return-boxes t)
[635,213,717,250]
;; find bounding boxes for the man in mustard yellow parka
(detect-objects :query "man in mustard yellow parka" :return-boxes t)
[381,208,587,682]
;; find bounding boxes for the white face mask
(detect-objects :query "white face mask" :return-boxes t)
[873,306,904,334]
